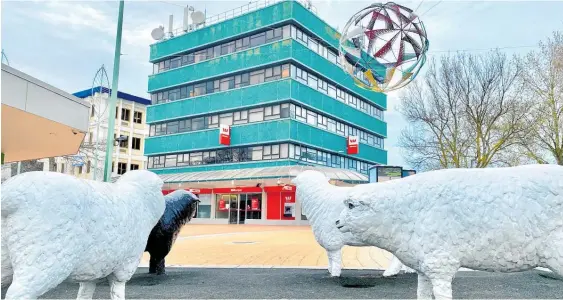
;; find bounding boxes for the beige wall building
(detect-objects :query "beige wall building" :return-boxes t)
[54,87,151,180]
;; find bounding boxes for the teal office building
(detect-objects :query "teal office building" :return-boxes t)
[146,0,388,225]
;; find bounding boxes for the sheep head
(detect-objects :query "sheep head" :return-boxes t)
[336,197,374,237]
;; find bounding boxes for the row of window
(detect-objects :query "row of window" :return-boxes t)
[291,25,372,87]
[151,64,291,104]
[153,25,291,74]
[289,104,384,148]
[150,62,384,121]
[91,106,144,124]
[147,143,374,174]
[58,161,139,176]
[149,103,291,136]
[152,23,370,87]
[290,65,384,120]
[148,102,384,148]
[115,135,142,150]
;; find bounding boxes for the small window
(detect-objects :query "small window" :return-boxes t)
[119,135,129,148]
[133,111,143,124]
[132,137,141,150]
[130,164,139,171]
[117,162,127,175]
[121,108,130,121]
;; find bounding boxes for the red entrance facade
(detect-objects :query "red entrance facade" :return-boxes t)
[161,185,301,225]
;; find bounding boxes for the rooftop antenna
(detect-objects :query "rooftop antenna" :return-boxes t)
[150,25,165,41]
[183,6,195,32]
[191,9,205,28]
[168,14,174,37]
[1,49,9,65]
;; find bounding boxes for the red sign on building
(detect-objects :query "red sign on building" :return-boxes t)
[347,136,359,155]
[219,124,230,145]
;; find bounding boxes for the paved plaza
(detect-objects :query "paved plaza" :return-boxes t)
[4,268,560,299]
[139,225,395,269]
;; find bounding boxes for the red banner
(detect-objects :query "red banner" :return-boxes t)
[347,136,359,155]
[213,186,263,194]
[219,124,230,145]
[162,188,213,195]
[251,197,260,210]
[263,185,295,193]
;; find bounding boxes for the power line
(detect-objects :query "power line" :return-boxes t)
[157,0,186,8]
[414,0,425,14]
[419,0,442,17]
[428,45,538,54]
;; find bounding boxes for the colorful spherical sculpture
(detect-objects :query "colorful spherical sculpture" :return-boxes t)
[339,2,429,93]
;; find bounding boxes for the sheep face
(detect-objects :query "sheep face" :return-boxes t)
[336,198,373,239]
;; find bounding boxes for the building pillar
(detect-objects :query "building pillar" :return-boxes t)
[210,192,216,220]
[261,190,267,220]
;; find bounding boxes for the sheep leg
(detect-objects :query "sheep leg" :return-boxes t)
[155,258,166,275]
[1,234,13,288]
[108,277,126,300]
[149,255,158,274]
[327,250,342,277]
[383,255,404,277]
[429,277,453,300]
[543,231,563,277]
[416,273,433,299]
[76,282,97,300]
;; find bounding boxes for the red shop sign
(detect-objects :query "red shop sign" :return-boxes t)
[186,188,213,194]
[347,136,359,155]
[213,186,263,194]
[219,124,231,145]
[263,185,295,193]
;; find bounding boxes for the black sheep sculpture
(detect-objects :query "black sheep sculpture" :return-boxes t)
[145,189,200,275]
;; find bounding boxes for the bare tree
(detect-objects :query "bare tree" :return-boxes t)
[517,31,563,165]
[398,51,531,171]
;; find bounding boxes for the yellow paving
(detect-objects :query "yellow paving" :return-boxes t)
[140,225,395,269]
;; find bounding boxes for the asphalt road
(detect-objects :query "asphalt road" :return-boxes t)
[2,268,562,299]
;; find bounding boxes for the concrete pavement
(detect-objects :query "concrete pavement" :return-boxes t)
[17,268,563,299]
[139,225,395,269]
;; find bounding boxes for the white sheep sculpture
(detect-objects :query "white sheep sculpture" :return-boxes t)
[1,170,166,300]
[335,164,563,300]
[292,171,414,277]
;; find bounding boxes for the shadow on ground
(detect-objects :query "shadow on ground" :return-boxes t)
[2,268,562,299]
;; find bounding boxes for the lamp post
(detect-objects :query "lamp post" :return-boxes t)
[104,0,125,182]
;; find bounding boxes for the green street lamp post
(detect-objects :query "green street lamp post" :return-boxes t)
[104,0,125,182]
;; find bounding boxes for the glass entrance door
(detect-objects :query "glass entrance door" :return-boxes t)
[227,194,239,224]
[238,196,246,224]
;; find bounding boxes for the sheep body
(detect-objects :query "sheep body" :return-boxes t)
[145,190,200,275]
[293,171,413,277]
[336,164,563,299]
[1,170,165,300]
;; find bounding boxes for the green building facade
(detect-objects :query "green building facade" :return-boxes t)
[146,0,387,177]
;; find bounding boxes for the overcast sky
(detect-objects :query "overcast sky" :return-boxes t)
[2,0,563,168]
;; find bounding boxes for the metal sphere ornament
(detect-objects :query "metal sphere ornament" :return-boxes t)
[339,2,429,93]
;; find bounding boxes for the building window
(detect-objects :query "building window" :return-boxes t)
[119,135,129,148]
[86,161,91,173]
[130,164,139,171]
[91,105,95,117]
[132,137,141,150]
[117,162,127,175]
[121,108,130,121]
[133,111,143,124]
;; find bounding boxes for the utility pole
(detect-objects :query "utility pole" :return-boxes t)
[104,0,125,182]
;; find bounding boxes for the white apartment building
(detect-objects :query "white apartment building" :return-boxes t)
[55,86,151,180]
